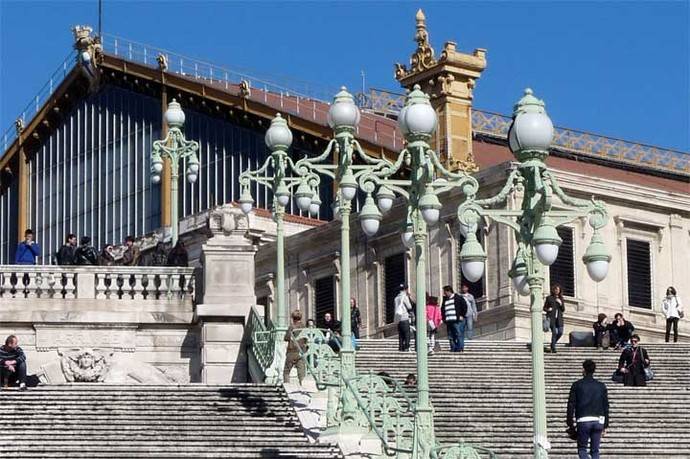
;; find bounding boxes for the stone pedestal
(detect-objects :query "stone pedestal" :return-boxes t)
[197,205,258,383]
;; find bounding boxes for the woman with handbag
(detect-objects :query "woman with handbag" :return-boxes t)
[618,334,650,386]
[426,295,442,355]
[543,284,566,353]
[662,286,683,343]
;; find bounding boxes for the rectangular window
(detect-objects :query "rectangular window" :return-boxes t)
[458,232,485,302]
[314,276,336,327]
[549,226,575,297]
[626,239,652,309]
[384,253,406,324]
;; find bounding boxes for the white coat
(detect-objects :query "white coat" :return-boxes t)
[662,295,683,319]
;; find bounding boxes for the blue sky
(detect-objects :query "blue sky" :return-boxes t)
[1,1,688,151]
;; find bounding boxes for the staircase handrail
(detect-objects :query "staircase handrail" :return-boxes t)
[290,327,342,390]
[248,306,276,373]
[431,442,498,459]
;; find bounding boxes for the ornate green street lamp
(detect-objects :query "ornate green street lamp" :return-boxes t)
[238,114,319,384]
[357,85,481,459]
[457,89,610,459]
[151,99,201,246]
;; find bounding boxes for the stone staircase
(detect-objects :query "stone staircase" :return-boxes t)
[355,340,690,458]
[0,385,343,458]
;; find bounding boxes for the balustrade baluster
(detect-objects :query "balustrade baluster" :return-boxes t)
[2,273,15,298]
[170,273,181,298]
[96,273,108,299]
[26,272,38,299]
[133,274,144,299]
[64,272,76,299]
[158,273,168,300]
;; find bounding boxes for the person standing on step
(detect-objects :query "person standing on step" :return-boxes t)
[351,298,362,349]
[610,313,635,350]
[74,236,99,265]
[618,334,650,387]
[567,359,609,459]
[442,285,468,352]
[461,284,478,339]
[56,233,78,265]
[14,229,41,265]
[0,335,27,390]
[426,295,442,355]
[543,283,565,353]
[662,286,683,343]
[394,285,413,352]
[283,310,307,385]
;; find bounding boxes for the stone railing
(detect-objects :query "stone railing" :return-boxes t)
[0,265,195,302]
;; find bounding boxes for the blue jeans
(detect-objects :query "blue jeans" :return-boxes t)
[466,317,474,340]
[448,321,466,351]
[577,421,604,459]
[550,324,564,350]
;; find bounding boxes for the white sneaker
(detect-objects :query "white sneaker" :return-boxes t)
[19,382,26,391]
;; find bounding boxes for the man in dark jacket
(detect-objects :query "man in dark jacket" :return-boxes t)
[74,237,98,265]
[441,285,468,352]
[322,313,341,353]
[567,359,609,459]
[15,229,41,265]
[0,335,27,390]
[57,234,78,265]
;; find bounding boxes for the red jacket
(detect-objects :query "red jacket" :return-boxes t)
[426,304,442,329]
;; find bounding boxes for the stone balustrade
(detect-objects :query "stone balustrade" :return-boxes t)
[0,265,195,302]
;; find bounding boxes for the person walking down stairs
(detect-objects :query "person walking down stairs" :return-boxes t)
[461,284,478,339]
[284,310,306,385]
[618,334,650,387]
[662,286,683,343]
[441,285,468,352]
[543,283,565,353]
[567,359,609,459]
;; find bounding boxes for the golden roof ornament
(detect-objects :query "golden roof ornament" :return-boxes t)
[395,9,437,79]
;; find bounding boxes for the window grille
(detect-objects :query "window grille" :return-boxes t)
[549,226,575,297]
[626,239,652,309]
[384,253,406,324]
[314,276,336,326]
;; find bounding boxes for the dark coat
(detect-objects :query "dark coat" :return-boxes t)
[566,375,609,428]
[75,245,98,265]
[611,320,635,344]
[543,295,565,327]
[166,249,189,267]
[57,244,77,265]
[619,346,649,388]
[0,345,26,365]
[441,293,468,323]
[351,306,362,330]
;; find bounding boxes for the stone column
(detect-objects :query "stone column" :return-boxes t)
[196,205,258,383]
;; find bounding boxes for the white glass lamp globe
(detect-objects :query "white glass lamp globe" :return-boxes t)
[398,85,437,137]
[151,174,161,184]
[238,188,254,215]
[188,161,200,174]
[309,194,322,216]
[401,231,414,248]
[376,186,395,213]
[586,260,609,283]
[508,89,554,154]
[339,171,358,202]
[359,196,382,237]
[327,87,361,130]
[265,114,293,151]
[459,233,486,283]
[418,190,442,225]
[165,99,186,128]
[462,260,485,283]
[512,274,530,296]
[296,195,311,212]
[276,193,290,208]
[533,219,562,266]
[187,172,198,184]
[294,182,313,212]
[151,159,163,174]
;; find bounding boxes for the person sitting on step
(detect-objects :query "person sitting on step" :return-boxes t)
[322,313,341,353]
[592,313,611,350]
[0,335,27,390]
[610,313,635,350]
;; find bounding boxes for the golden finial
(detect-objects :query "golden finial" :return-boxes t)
[410,9,436,73]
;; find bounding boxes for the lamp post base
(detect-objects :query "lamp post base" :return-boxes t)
[264,333,287,385]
